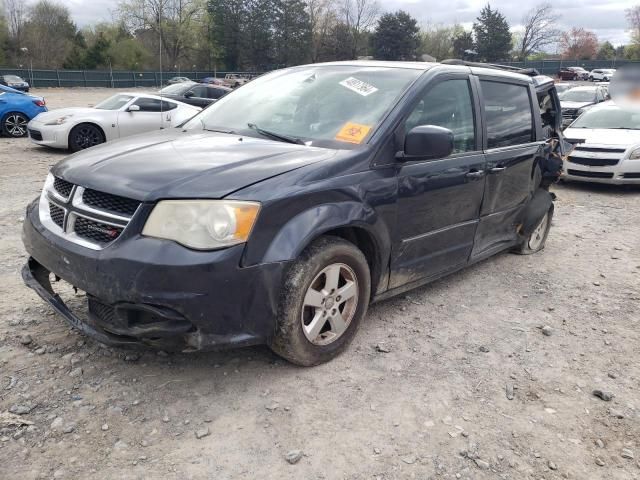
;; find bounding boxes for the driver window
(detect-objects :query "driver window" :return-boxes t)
[405,79,476,153]
[132,98,163,112]
[189,86,207,98]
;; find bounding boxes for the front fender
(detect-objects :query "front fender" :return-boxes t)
[260,201,390,265]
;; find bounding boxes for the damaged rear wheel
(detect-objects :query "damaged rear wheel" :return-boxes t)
[515,205,554,255]
[270,236,370,366]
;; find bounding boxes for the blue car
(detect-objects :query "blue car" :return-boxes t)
[0,84,47,138]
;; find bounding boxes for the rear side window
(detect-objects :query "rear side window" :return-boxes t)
[481,81,534,149]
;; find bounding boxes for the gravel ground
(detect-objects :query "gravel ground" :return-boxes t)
[1,88,639,479]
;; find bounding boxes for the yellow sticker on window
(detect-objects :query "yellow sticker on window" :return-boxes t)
[335,122,372,144]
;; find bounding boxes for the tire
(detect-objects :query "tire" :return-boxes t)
[270,236,371,366]
[69,123,105,152]
[514,205,554,255]
[2,112,29,137]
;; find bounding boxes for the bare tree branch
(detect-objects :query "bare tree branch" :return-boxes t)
[518,3,561,60]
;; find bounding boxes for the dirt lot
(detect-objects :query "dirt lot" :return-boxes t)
[1,88,639,480]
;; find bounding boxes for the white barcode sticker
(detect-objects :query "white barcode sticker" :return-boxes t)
[339,77,378,97]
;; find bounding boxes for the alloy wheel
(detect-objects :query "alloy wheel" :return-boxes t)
[301,263,359,346]
[528,213,549,251]
[5,114,28,137]
[74,126,102,149]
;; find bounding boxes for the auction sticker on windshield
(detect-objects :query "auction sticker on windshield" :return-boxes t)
[339,77,378,97]
[335,122,372,144]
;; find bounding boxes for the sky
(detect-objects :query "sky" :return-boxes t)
[63,0,636,47]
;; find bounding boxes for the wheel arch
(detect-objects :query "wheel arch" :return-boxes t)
[68,122,107,146]
[255,202,392,297]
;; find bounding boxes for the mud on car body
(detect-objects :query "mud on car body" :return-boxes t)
[22,61,564,366]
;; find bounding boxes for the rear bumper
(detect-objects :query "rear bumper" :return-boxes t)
[563,160,640,185]
[22,200,288,351]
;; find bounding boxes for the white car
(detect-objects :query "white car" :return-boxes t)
[562,102,640,184]
[27,93,201,151]
[589,69,616,82]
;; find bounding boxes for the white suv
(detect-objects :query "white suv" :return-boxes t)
[589,69,616,82]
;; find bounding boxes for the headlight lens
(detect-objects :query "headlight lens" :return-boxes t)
[142,200,260,250]
[629,147,640,160]
[45,115,73,125]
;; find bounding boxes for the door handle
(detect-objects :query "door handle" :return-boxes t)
[489,166,506,173]
[465,170,485,179]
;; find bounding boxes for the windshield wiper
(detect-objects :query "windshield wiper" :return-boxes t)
[247,123,305,145]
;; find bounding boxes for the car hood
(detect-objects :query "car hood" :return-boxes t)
[33,108,98,123]
[52,130,337,201]
[561,101,594,109]
[563,128,640,147]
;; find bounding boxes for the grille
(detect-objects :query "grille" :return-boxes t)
[573,147,626,154]
[49,203,65,228]
[82,189,140,217]
[28,129,43,141]
[88,298,117,324]
[74,216,124,245]
[53,177,73,198]
[624,173,640,179]
[568,156,619,167]
[562,109,577,118]
[567,169,614,179]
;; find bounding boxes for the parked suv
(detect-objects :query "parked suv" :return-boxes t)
[558,67,589,81]
[22,61,563,366]
[588,69,615,82]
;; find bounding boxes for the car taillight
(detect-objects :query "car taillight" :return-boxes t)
[33,99,46,107]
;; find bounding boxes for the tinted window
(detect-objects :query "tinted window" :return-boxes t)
[161,101,177,111]
[189,86,208,98]
[481,81,533,148]
[405,79,476,153]
[208,88,227,99]
[133,98,164,112]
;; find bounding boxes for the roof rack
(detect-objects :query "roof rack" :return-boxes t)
[441,59,540,77]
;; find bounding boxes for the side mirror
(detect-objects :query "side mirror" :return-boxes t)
[184,91,194,98]
[397,125,454,161]
[127,104,141,112]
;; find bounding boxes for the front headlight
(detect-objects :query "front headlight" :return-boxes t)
[629,147,640,160]
[45,115,73,126]
[142,200,260,250]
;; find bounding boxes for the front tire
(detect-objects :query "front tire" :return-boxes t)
[515,206,554,255]
[270,236,371,366]
[2,112,29,137]
[69,124,105,152]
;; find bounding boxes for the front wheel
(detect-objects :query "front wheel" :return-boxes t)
[2,112,29,137]
[69,124,105,152]
[514,206,554,255]
[270,236,371,366]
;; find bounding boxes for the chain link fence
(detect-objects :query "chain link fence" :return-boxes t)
[1,60,638,88]
[0,68,261,88]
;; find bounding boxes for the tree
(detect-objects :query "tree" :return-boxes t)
[63,32,89,69]
[117,0,205,69]
[452,30,474,59]
[342,0,379,58]
[559,27,598,60]
[371,10,419,61]
[22,1,78,68]
[272,0,312,67]
[421,24,462,61]
[308,0,338,63]
[597,41,616,60]
[516,3,560,60]
[473,4,512,62]
[207,0,246,70]
[0,14,8,66]
[627,5,640,43]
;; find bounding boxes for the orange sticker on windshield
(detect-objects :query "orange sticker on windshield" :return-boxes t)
[335,122,372,144]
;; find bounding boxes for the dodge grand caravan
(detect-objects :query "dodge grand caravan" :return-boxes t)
[22,61,564,366]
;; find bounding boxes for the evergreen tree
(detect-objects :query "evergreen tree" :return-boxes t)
[371,10,420,61]
[63,32,89,69]
[272,0,312,67]
[452,30,475,59]
[473,4,512,62]
[597,41,616,60]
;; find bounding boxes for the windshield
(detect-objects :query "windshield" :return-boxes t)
[160,82,196,95]
[561,90,596,102]
[184,65,421,147]
[95,94,134,110]
[571,107,640,130]
[5,75,23,82]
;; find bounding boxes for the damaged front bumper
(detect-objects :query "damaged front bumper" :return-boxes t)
[22,200,288,352]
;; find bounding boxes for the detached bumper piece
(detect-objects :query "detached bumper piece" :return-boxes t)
[22,258,202,352]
